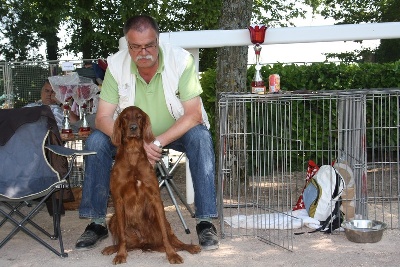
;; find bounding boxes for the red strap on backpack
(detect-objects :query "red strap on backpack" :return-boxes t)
[292,160,320,211]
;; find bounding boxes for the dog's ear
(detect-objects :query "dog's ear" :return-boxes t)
[111,113,123,146]
[142,112,155,143]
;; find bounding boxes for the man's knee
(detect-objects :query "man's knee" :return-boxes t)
[184,125,214,154]
[85,130,110,151]
[186,125,212,141]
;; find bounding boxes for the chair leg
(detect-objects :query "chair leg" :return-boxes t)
[0,207,25,248]
[157,151,196,234]
[52,189,67,256]
[0,189,68,257]
[167,179,195,218]
[2,201,53,239]
[0,201,25,227]
[161,178,192,234]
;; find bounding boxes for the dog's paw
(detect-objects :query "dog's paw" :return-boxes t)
[187,244,201,254]
[167,253,184,264]
[101,245,118,255]
[112,254,127,265]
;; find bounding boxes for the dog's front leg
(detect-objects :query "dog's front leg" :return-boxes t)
[152,198,184,264]
[112,196,128,265]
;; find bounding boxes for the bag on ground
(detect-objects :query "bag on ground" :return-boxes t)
[302,164,345,233]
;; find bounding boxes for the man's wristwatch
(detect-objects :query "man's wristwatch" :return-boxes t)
[153,140,163,148]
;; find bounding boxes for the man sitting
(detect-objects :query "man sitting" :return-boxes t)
[25,79,79,130]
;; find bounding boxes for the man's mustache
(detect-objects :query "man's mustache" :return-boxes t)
[136,55,154,61]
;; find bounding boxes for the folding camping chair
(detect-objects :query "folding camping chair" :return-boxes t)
[0,105,96,257]
[156,150,195,234]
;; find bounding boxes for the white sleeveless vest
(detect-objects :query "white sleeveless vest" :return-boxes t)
[106,42,210,128]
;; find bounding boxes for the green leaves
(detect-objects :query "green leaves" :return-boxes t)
[252,0,307,27]
[254,62,400,91]
[315,0,400,63]
[199,68,217,141]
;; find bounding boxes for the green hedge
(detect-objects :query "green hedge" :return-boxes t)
[251,61,400,91]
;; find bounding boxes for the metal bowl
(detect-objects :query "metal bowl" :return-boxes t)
[342,219,387,243]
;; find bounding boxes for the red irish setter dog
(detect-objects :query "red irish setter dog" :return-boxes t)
[101,106,201,264]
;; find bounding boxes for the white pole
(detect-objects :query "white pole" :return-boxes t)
[157,22,400,49]
[185,159,194,204]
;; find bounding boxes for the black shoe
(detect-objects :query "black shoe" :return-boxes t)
[196,221,219,251]
[75,222,108,250]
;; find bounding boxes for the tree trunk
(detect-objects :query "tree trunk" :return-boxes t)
[81,17,93,59]
[216,0,253,93]
[78,0,95,59]
[44,30,59,61]
[38,13,60,61]
[214,0,253,204]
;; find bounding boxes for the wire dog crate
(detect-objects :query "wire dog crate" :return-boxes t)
[217,89,400,250]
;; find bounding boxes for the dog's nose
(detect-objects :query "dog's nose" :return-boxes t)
[129,124,138,132]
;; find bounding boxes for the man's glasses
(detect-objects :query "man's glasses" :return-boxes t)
[128,42,158,52]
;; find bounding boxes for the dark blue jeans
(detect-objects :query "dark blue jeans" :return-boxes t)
[79,124,218,220]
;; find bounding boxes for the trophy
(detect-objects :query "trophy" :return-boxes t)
[61,95,74,136]
[49,73,99,138]
[49,73,79,139]
[72,76,99,136]
[248,24,267,94]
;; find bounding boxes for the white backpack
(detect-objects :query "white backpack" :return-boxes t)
[303,165,345,232]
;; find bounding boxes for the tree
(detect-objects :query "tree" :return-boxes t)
[318,0,400,62]
[35,1,68,60]
[64,0,222,66]
[73,0,96,59]
[1,0,222,64]
[216,0,309,94]
[1,0,307,64]
[216,0,252,94]
[213,0,309,172]
[1,0,43,61]
[214,0,253,175]
[0,0,68,61]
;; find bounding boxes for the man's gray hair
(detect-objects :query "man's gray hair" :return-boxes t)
[123,15,160,37]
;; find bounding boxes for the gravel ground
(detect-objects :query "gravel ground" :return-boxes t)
[2,162,400,267]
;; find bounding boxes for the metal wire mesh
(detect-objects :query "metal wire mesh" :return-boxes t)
[0,60,98,109]
[364,90,400,228]
[217,89,400,251]
[0,64,13,109]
